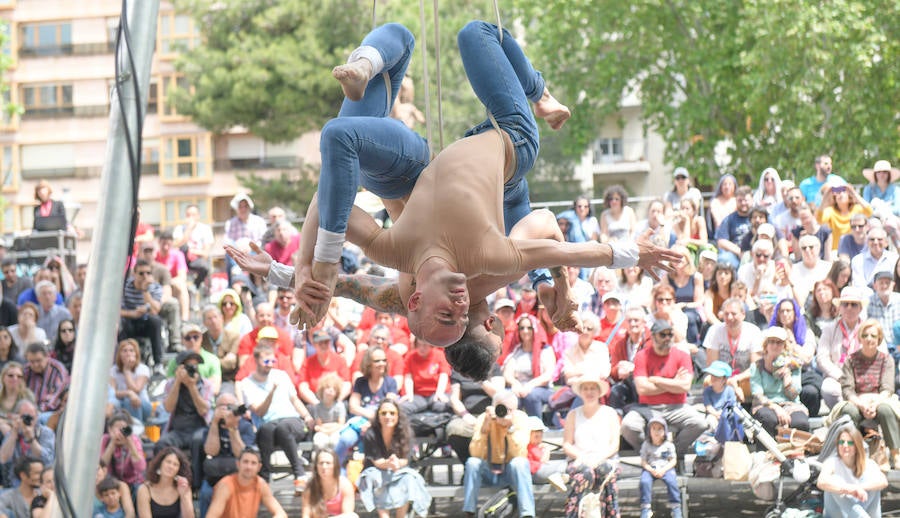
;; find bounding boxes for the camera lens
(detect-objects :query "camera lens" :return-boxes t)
[184,364,197,377]
[494,404,508,418]
[122,425,132,437]
[21,415,33,426]
[232,404,247,416]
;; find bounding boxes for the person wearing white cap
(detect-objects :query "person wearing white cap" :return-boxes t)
[789,234,832,305]
[664,167,702,217]
[850,226,897,289]
[752,167,783,212]
[223,192,267,284]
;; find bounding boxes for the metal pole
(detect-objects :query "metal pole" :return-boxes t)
[50,0,158,515]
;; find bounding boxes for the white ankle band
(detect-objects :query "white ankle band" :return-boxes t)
[314,228,345,264]
[348,46,383,78]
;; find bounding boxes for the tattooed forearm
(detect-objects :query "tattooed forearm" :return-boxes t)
[335,274,406,314]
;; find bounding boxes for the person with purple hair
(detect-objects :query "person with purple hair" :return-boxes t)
[769,297,823,416]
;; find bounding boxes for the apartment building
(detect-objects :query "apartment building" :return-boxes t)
[0,0,321,260]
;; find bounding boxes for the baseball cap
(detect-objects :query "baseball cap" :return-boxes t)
[703,360,733,378]
[650,319,673,334]
[673,167,689,179]
[602,292,622,304]
[257,326,279,340]
[182,323,203,336]
[176,350,204,365]
[312,330,331,342]
[493,298,516,312]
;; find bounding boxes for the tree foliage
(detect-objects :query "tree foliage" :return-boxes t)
[236,164,319,219]
[509,0,900,187]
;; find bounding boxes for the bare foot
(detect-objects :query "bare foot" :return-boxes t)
[332,59,373,102]
[533,89,571,130]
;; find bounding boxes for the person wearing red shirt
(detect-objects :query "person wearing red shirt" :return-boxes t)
[233,330,298,384]
[155,231,191,321]
[350,324,404,387]
[355,310,410,356]
[297,331,351,405]
[236,304,299,369]
[400,337,451,415]
[608,306,653,383]
[263,220,301,266]
[595,292,624,343]
[620,319,707,456]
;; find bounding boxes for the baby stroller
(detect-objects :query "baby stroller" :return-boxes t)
[731,404,823,518]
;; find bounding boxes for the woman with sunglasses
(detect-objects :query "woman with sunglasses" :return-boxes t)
[817,287,868,410]
[109,338,153,423]
[832,319,900,469]
[817,180,872,253]
[217,288,252,337]
[0,361,34,437]
[51,318,76,373]
[357,400,430,518]
[502,314,556,418]
[817,425,887,518]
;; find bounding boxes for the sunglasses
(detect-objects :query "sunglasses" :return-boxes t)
[656,331,674,339]
[518,325,533,330]
[222,301,237,307]
[837,440,855,447]
[841,302,861,308]
[261,358,276,366]
[831,187,847,194]
[378,410,397,417]
[850,224,866,229]
[183,334,202,341]
[755,253,771,259]
[655,297,673,303]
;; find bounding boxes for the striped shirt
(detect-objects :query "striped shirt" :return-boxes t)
[224,214,267,244]
[25,357,69,412]
[121,278,162,310]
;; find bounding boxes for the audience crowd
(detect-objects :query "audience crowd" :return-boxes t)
[1,156,900,517]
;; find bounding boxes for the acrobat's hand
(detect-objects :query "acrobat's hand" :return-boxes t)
[538,280,582,333]
[290,261,339,328]
[635,229,683,281]
[224,242,273,278]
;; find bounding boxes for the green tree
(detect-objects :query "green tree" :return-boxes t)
[236,163,319,219]
[509,0,900,187]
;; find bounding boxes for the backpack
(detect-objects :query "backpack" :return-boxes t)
[714,404,746,443]
[408,411,453,439]
[479,488,517,518]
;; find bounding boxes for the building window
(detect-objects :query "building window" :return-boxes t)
[1,204,16,233]
[21,83,73,118]
[20,22,72,57]
[142,140,159,176]
[157,12,198,58]
[0,144,16,192]
[106,17,118,51]
[159,73,189,119]
[592,137,623,164]
[147,81,158,114]
[161,134,211,183]
[161,197,210,228]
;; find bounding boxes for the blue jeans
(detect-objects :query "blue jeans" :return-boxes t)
[462,456,535,516]
[334,425,363,466]
[519,386,552,419]
[117,394,153,423]
[639,468,680,505]
[198,480,214,518]
[823,491,880,518]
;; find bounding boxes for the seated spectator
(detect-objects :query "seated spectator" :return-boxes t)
[236,303,297,369]
[837,213,869,262]
[350,325,404,387]
[238,343,313,491]
[298,319,356,370]
[0,399,53,487]
[737,239,781,300]
[446,365,504,464]
[462,390,535,518]
[138,241,181,354]
[100,411,146,496]
[109,339,152,423]
[558,195,601,242]
[338,346,401,458]
[536,303,576,383]
[701,361,737,430]
[805,279,840,338]
[218,289,253,338]
[617,266,652,311]
[172,203,214,291]
[515,285,540,320]
[0,456,42,516]
[2,259,31,306]
[703,263,735,327]
[233,328,298,384]
[596,292,624,343]
[310,372,347,450]
[50,319,76,373]
[355,308,411,356]
[664,167,703,214]
[166,323,222,396]
[818,286,868,409]
[703,298,762,402]
[198,392,255,516]
[0,329,24,373]
[635,199,676,250]
[66,291,82,328]
[0,362,33,436]
[664,245,704,344]
[561,376,620,518]
[622,320,707,457]
[301,448,359,518]
[817,425,887,518]
[749,328,809,441]
[206,447,287,518]
[155,231,191,322]
[526,415,567,489]
[640,416,682,518]
[599,185,636,243]
[563,313,611,388]
[501,315,554,419]
[773,185,803,239]
[588,268,617,317]
[156,350,214,489]
[607,307,651,413]
[23,342,68,424]
[851,227,897,289]
[834,319,899,469]
[672,197,708,249]
[201,305,240,383]
[399,337,451,417]
[298,331,351,406]
[790,205,833,261]
[118,260,164,372]
[828,258,853,291]
[34,281,71,343]
[769,298,821,416]
[9,303,47,351]
[564,266,595,314]
[357,400,431,517]
[16,269,63,308]
[714,185,753,268]
[817,180,872,254]
[136,446,194,518]
[94,476,131,518]
[265,219,301,266]
[648,284,688,345]
[789,235,831,306]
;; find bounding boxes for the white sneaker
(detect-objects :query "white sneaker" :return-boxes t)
[547,472,569,492]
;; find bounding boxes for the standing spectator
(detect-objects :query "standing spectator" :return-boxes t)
[199,393,256,518]
[561,375,620,518]
[156,350,214,489]
[100,411,147,496]
[298,331,351,406]
[752,167,783,212]
[172,204,214,290]
[155,231,191,322]
[639,416,682,518]
[2,259,31,306]
[798,154,838,207]
[23,342,68,424]
[714,185,754,268]
[664,167,702,216]
[109,339,152,423]
[817,180,872,253]
[206,448,287,518]
[0,457,42,516]
[357,400,431,517]
[265,220,301,266]
[237,343,314,490]
[50,319,76,373]
[201,305,240,384]
[817,425,887,518]
[0,400,53,487]
[400,336,451,416]
[9,303,47,351]
[599,185,636,243]
[703,298,762,402]
[501,314,554,419]
[749,327,809,440]
[32,180,66,232]
[851,227,897,288]
[708,174,738,233]
[818,286,868,409]
[462,390,535,518]
[34,281,70,344]
[621,320,707,457]
[837,213,869,262]
[223,193,266,284]
[301,448,358,518]
[135,447,194,518]
[119,260,164,372]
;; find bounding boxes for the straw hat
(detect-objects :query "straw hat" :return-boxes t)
[832,286,869,309]
[863,160,900,184]
[572,373,610,398]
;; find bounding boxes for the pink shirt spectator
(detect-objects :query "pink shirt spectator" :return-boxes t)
[265,234,301,265]
[100,433,146,486]
[155,249,187,277]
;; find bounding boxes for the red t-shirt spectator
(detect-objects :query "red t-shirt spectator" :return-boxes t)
[403,347,450,397]
[608,329,652,382]
[299,349,350,394]
[234,354,297,385]
[238,327,294,359]
[351,347,405,379]
[155,249,188,278]
[632,346,693,405]
[265,234,301,265]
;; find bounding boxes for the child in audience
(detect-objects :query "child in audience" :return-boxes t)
[640,416,682,518]
[525,416,568,491]
[94,476,126,518]
[310,372,347,450]
[702,361,737,429]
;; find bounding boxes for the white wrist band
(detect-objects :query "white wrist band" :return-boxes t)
[314,228,345,264]
[609,242,639,268]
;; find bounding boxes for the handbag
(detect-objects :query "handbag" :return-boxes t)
[775,426,822,455]
[748,451,781,501]
[479,488,517,518]
[549,386,577,411]
[722,441,752,481]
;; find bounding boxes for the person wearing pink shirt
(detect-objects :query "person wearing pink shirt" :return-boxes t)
[155,231,190,321]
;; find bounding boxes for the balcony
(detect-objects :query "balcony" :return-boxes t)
[589,137,651,175]
[214,156,299,171]
[21,104,111,119]
[19,41,115,58]
[22,165,101,179]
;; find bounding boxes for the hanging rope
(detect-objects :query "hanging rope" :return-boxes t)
[418,0,435,156]
[431,0,444,150]
[492,0,503,43]
[371,0,377,30]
